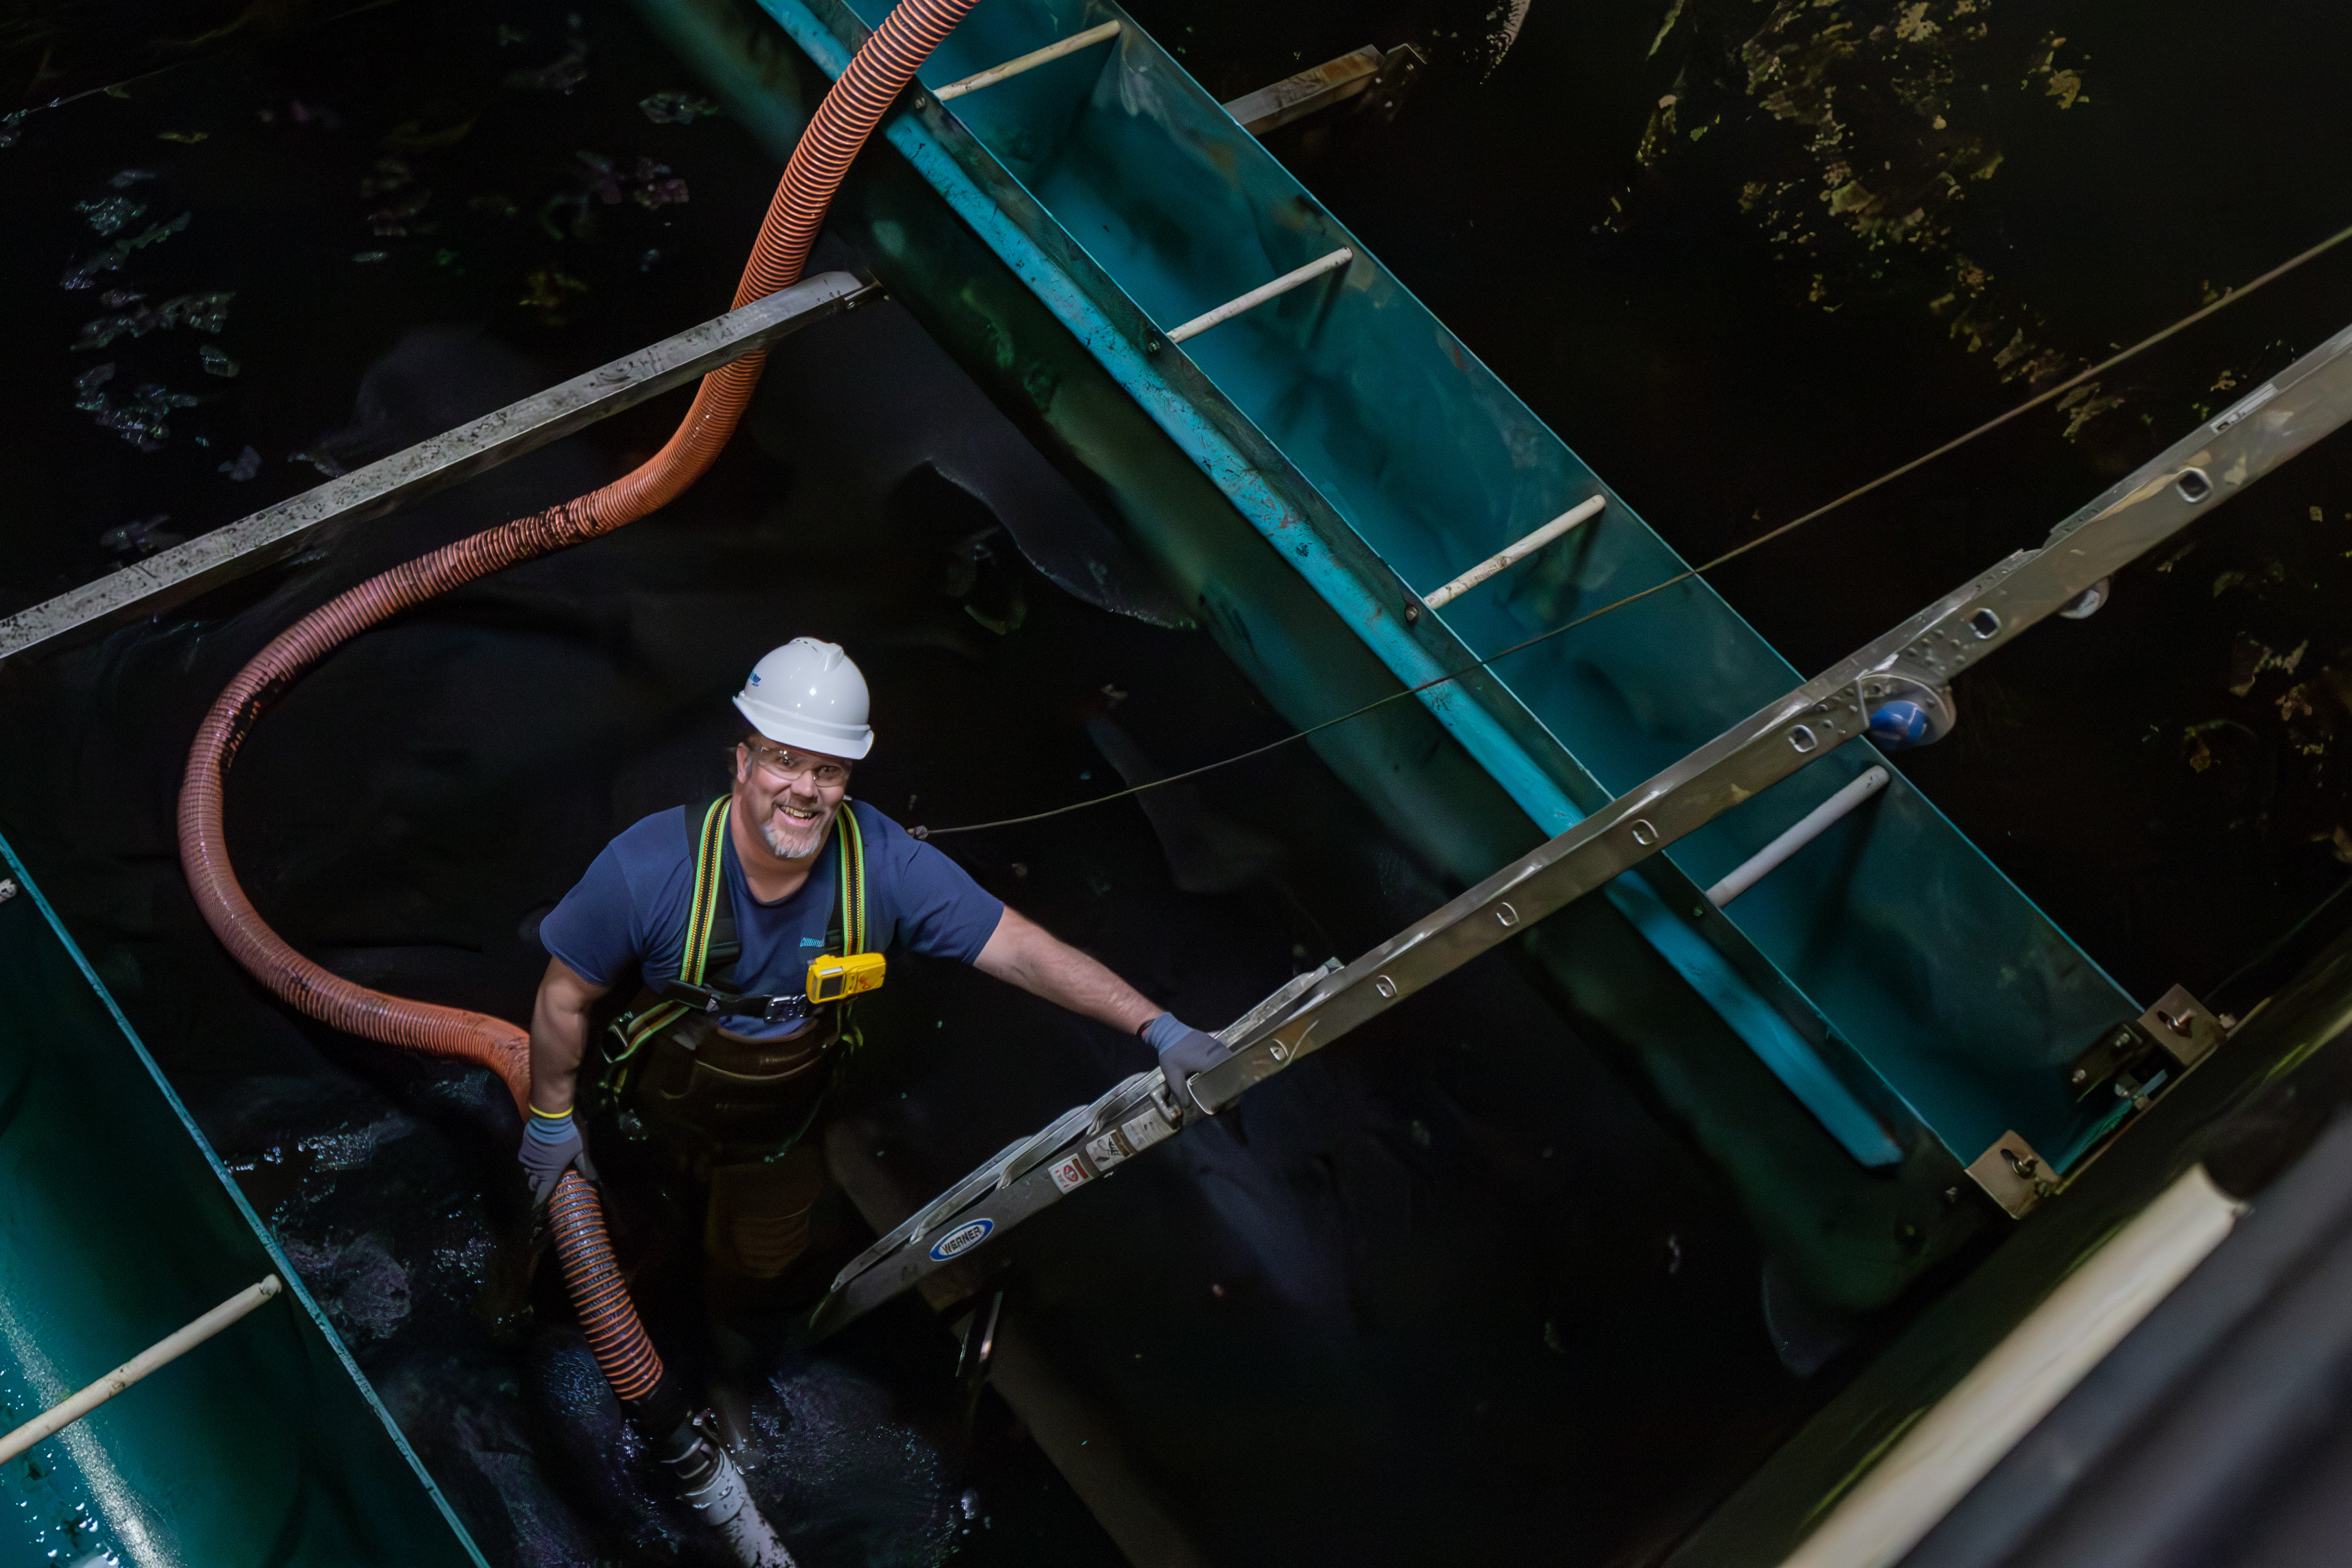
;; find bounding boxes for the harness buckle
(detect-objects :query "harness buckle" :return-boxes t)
[656,977,820,1027]
[663,979,729,1014]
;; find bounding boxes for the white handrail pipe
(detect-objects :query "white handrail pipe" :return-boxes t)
[1708,766,1889,907]
[933,21,1121,101]
[1421,495,1606,610]
[1166,247,1354,343]
[0,1276,282,1465]
[1778,1167,2242,1568]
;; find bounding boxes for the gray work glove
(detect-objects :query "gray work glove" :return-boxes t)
[519,1108,600,1208]
[1142,1013,1230,1112]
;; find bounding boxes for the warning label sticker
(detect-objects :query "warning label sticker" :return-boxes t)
[1048,1156,1092,1194]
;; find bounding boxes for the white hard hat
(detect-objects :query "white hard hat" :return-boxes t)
[733,638,874,759]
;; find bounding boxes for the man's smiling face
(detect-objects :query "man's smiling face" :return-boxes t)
[734,735,851,862]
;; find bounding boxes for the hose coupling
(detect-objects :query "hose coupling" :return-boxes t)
[656,1411,796,1568]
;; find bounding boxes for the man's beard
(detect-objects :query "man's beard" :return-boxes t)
[759,799,832,860]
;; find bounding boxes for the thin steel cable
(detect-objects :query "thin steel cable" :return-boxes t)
[915,219,2352,839]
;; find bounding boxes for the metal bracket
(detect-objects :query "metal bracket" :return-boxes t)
[1966,1131,2058,1218]
[1359,43,1429,126]
[2066,984,2225,1103]
[2140,984,2224,1070]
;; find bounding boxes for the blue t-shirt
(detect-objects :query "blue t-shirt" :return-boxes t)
[540,800,1004,1038]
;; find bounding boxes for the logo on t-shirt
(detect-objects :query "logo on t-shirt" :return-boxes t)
[800,936,823,947]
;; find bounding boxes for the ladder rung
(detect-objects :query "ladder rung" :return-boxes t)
[933,21,1121,102]
[1165,247,1353,344]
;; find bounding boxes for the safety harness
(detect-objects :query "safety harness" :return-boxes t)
[602,795,871,1090]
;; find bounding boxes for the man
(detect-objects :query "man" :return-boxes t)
[518,636,1230,1296]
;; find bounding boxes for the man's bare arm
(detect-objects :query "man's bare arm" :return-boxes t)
[529,956,613,1113]
[973,907,1161,1036]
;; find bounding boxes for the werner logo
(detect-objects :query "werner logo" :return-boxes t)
[928,1219,994,1262]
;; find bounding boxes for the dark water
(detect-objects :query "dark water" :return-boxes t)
[7,1,2352,1565]
[0,0,790,617]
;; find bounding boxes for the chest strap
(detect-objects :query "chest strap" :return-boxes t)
[608,798,867,1061]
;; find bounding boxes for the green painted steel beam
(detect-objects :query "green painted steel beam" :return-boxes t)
[0,835,485,1567]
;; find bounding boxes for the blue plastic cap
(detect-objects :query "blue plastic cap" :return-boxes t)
[1869,700,1930,746]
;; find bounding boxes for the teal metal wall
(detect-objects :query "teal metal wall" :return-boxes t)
[749,0,2145,1179]
[0,834,483,1568]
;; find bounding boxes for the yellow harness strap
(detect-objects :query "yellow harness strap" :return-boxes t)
[606,798,872,1069]
[607,796,732,1065]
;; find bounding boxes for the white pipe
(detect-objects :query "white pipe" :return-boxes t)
[1166,248,1354,343]
[0,1276,281,1465]
[1778,1166,2244,1568]
[933,21,1121,101]
[1707,767,1887,907]
[1421,496,1606,609]
[678,1437,798,1567]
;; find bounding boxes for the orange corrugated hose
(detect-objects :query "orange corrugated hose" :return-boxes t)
[178,0,980,1409]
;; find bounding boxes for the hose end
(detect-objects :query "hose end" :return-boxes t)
[657,1411,796,1568]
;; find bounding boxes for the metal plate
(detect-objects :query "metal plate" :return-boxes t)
[2141,985,2226,1070]
[1965,1132,2058,1219]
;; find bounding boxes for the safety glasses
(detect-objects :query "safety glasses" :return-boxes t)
[743,739,851,789]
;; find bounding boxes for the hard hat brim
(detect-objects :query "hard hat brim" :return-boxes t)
[733,691,875,760]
